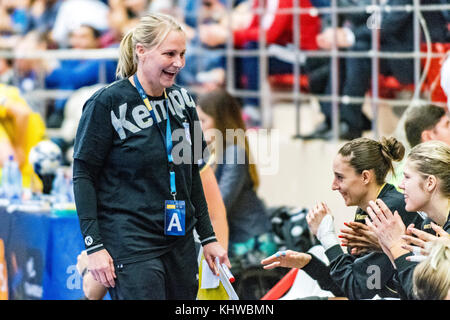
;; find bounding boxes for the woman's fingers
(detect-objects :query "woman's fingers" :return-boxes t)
[409,227,437,242]
[401,244,428,256]
[365,216,376,232]
[401,235,426,248]
[368,200,389,224]
[262,261,281,270]
[261,251,286,266]
[366,207,381,229]
[431,222,450,238]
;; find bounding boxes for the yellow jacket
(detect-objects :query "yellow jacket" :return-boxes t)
[0,84,46,189]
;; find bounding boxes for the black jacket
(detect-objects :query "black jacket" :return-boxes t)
[303,183,422,299]
[393,213,450,300]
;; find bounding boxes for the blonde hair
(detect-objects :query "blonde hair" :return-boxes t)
[116,13,185,79]
[407,140,450,198]
[413,237,450,300]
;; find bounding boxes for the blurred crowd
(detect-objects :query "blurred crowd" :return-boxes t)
[0,0,448,127]
[0,0,449,180]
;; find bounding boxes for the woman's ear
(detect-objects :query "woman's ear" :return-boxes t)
[425,174,437,192]
[135,43,146,57]
[361,169,372,185]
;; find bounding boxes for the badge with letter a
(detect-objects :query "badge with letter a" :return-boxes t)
[164,200,186,236]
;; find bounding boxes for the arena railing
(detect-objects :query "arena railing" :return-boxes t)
[0,1,448,140]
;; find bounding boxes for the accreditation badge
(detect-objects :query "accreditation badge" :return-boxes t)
[164,200,186,236]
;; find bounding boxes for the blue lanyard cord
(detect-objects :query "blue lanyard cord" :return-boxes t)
[133,74,177,199]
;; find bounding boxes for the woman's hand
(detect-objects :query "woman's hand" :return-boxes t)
[307,202,332,236]
[401,222,450,257]
[203,241,230,276]
[87,249,116,288]
[261,250,312,270]
[339,221,381,255]
[366,199,409,260]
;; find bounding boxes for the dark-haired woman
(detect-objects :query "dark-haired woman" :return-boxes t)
[261,137,423,299]
[196,88,275,263]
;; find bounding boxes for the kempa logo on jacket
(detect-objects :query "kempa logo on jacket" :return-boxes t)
[111,87,195,140]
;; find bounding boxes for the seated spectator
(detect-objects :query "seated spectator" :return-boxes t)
[176,0,231,90]
[45,24,117,127]
[196,89,275,262]
[0,0,27,49]
[405,104,450,149]
[199,0,321,126]
[50,0,109,48]
[412,237,450,300]
[105,0,151,41]
[388,104,450,187]
[0,83,46,191]
[304,0,449,140]
[261,136,423,299]
[99,0,136,48]
[367,140,450,299]
[28,0,61,44]
[12,30,48,94]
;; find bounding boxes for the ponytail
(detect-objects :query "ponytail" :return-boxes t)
[116,29,137,79]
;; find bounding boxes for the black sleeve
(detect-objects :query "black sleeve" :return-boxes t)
[73,158,105,255]
[325,245,396,300]
[302,254,345,297]
[393,253,417,300]
[73,90,113,167]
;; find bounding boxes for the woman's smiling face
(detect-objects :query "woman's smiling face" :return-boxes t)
[399,161,429,212]
[138,30,186,95]
[332,154,367,208]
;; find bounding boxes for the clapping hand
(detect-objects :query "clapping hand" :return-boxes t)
[401,222,450,260]
[339,221,381,255]
[306,202,332,236]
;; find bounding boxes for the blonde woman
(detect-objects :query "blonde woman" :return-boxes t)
[367,140,450,299]
[73,13,228,300]
[413,237,450,300]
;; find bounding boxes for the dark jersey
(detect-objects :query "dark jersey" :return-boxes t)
[394,213,450,300]
[73,79,215,265]
[322,184,422,300]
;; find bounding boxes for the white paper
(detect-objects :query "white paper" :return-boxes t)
[200,259,220,289]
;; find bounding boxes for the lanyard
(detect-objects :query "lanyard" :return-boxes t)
[133,74,177,200]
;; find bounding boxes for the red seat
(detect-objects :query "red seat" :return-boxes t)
[260,268,299,300]
[268,74,310,92]
[267,43,449,102]
[376,43,450,100]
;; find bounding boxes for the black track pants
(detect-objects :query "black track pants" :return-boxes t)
[108,236,199,300]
